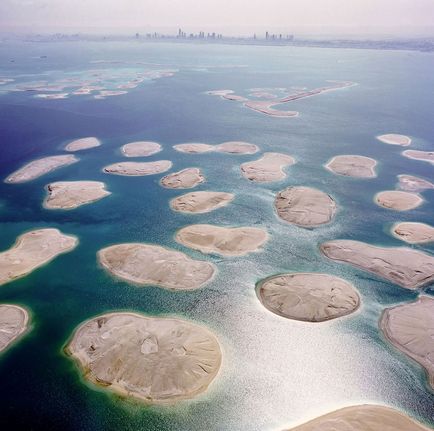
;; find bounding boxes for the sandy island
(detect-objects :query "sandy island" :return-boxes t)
[257,273,360,322]
[103,160,172,176]
[377,134,412,146]
[44,181,111,210]
[275,186,336,228]
[215,141,259,154]
[98,243,215,290]
[403,150,434,164]
[170,191,234,214]
[241,152,295,182]
[173,143,215,154]
[381,296,434,391]
[0,304,30,353]
[285,405,431,431]
[65,137,101,152]
[397,175,434,192]
[375,191,423,211]
[5,155,78,184]
[175,224,268,256]
[66,312,222,403]
[160,168,205,189]
[392,222,434,244]
[320,240,434,290]
[325,155,377,178]
[0,228,78,286]
[121,141,162,157]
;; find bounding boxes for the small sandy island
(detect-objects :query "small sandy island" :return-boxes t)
[66,312,222,403]
[173,143,215,154]
[176,224,268,256]
[103,160,172,176]
[403,150,434,164]
[284,405,431,431]
[161,168,205,189]
[0,228,78,286]
[375,191,423,211]
[397,175,434,192]
[98,243,215,290]
[320,240,434,289]
[392,222,434,244]
[44,181,110,210]
[381,296,434,391]
[275,186,336,228]
[65,137,101,152]
[377,134,412,146]
[241,152,295,182]
[5,155,78,184]
[121,141,162,157]
[215,141,259,154]
[170,191,234,214]
[0,304,30,353]
[325,155,377,178]
[257,273,360,322]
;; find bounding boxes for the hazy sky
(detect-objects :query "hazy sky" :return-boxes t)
[1,0,434,35]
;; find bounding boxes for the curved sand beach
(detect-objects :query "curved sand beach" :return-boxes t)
[121,141,162,157]
[257,273,360,322]
[375,191,423,211]
[173,143,215,154]
[176,224,268,256]
[403,150,434,164]
[0,228,78,286]
[241,152,295,182]
[65,137,101,152]
[392,222,434,244]
[397,175,434,192]
[170,191,234,214]
[103,160,172,176]
[160,168,205,189]
[66,312,222,404]
[320,240,434,289]
[0,304,30,353]
[325,155,377,178]
[215,141,259,155]
[98,243,215,290]
[377,134,412,146]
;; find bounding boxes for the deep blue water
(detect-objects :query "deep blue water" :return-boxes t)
[0,41,434,431]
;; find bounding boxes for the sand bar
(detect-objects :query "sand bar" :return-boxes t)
[325,155,377,178]
[65,137,101,152]
[375,191,423,211]
[241,152,295,182]
[160,168,205,189]
[215,141,259,154]
[66,312,222,403]
[173,143,215,154]
[397,175,434,192]
[320,240,434,289]
[98,243,215,290]
[103,160,172,176]
[170,191,234,214]
[257,273,360,322]
[0,228,78,286]
[392,222,434,244]
[377,134,412,146]
[121,141,162,157]
[176,224,268,256]
[403,150,434,164]
[0,304,30,353]
[5,155,78,184]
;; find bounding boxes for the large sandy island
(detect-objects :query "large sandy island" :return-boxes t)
[215,141,259,154]
[66,312,222,403]
[173,143,215,154]
[377,134,412,146]
[0,304,30,353]
[325,155,377,178]
[381,296,434,391]
[44,181,110,210]
[160,168,205,189]
[5,155,78,184]
[375,191,423,211]
[392,222,434,244]
[103,160,172,176]
[275,186,336,228]
[241,152,295,182]
[320,240,434,289]
[397,175,434,192]
[285,405,431,431]
[403,150,434,164]
[98,243,215,290]
[170,191,234,214]
[257,273,360,322]
[121,141,162,157]
[0,228,78,286]
[65,137,101,152]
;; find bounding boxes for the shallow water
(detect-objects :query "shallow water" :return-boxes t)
[0,41,434,430]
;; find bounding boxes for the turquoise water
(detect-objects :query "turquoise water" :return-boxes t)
[0,41,434,430]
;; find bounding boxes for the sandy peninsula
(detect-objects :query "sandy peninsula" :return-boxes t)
[397,175,434,192]
[375,191,423,211]
[173,143,215,154]
[403,150,434,164]
[257,273,360,322]
[5,155,78,184]
[160,168,205,189]
[241,152,295,182]
[170,191,234,214]
[392,222,434,244]
[65,137,101,152]
[320,240,434,289]
[325,155,377,178]
[66,312,222,403]
[103,160,172,176]
[215,141,259,154]
[377,134,412,146]
[121,141,162,157]
[284,405,431,431]
[0,304,30,353]
[381,296,434,391]
[0,228,78,286]
[275,186,336,228]
[175,224,268,256]
[44,181,110,210]
[98,243,215,290]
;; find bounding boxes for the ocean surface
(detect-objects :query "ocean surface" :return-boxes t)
[0,40,433,431]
